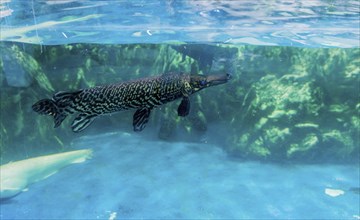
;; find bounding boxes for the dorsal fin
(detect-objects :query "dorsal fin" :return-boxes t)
[53,90,81,102]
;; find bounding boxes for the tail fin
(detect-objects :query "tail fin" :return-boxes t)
[32,99,67,128]
[32,91,81,128]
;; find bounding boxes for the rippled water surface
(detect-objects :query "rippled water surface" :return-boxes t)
[1,0,359,47]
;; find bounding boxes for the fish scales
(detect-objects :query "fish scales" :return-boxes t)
[67,74,184,114]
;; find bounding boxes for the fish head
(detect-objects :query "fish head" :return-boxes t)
[189,73,231,93]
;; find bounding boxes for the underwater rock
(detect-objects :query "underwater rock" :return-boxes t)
[1,52,33,87]
[324,188,345,197]
[171,44,238,74]
[250,137,271,157]
[227,73,324,160]
[287,133,318,157]
[4,44,54,91]
[226,46,359,162]
[322,130,354,157]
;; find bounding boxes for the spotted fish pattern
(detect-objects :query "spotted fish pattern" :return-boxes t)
[32,72,230,132]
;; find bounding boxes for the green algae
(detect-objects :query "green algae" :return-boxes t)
[287,133,319,157]
[1,44,54,92]
[222,45,359,162]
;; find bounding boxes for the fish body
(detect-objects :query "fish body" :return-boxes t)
[0,149,92,200]
[32,72,230,132]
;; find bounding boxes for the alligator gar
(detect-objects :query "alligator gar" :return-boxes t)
[32,72,230,132]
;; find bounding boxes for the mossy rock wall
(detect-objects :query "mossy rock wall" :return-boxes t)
[222,46,359,162]
[0,42,358,164]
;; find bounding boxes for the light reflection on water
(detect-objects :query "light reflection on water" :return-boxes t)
[0,0,359,47]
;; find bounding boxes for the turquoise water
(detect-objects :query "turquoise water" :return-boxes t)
[1,1,359,219]
[1,132,359,219]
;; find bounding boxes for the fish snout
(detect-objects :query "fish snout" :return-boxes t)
[207,73,231,86]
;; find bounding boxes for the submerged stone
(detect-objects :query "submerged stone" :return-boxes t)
[325,188,345,197]
[2,54,33,87]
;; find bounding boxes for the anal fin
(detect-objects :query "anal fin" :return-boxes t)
[177,97,190,117]
[133,108,151,132]
[71,114,97,133]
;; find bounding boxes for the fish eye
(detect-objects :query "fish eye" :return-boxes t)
[199,80,207,86]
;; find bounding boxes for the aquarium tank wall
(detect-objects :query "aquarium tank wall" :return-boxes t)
[0,1,359,219]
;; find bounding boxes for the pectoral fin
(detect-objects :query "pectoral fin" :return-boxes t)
[133,108,151,131]
[178,97,190,117]
[71,114,97,132]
